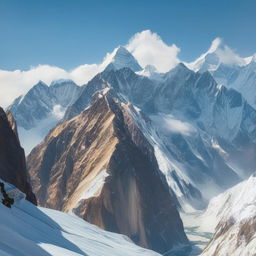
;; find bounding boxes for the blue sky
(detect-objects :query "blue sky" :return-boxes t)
[0,0,255,70]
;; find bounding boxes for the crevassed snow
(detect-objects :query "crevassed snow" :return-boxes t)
[0,181,160,256]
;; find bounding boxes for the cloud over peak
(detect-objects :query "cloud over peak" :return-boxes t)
[126,30,180,72]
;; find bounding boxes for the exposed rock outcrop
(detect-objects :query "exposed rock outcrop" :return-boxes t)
[0,107,36,204]
[27,92,188,253]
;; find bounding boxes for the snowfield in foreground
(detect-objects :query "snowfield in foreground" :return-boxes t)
[0,182,160,256]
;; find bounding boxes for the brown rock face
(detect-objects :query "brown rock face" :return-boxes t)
[0,107,36,204]
[27,93,188,253]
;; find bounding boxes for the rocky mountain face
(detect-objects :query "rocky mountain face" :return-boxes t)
[27,91,188,253]
[200,174,256,256]
[0,107,36,204]
[63,63,256,209]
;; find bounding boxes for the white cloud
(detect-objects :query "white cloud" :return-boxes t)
[163,116,196,136]
[126,30,180,72]
[0,65,69,108]
[151,114,196,136]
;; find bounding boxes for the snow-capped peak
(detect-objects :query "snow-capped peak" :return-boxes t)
[34,80,48,87]
[187,38,252,72]
[104,46,142,72]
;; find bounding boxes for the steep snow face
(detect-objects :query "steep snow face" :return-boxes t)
[186,38,256,109]
[105,46,142,72]
[187,38,252,73]
[0,180,160,256]
[8,80,81,130]
[212,59,256,108]
[200,175,256,256]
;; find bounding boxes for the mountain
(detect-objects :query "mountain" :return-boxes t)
[105,46,142,72]
[9,79,81,129]
[64,64,256,208]
[0,107,36,204]
[8,79,82,153]
[187,38,256,109]
[0,180,161,256]
[212,58,256,108]
[9,54,254,211]
[200,174,256,256]
[187,38,252,73]
[27,91,188,254]
[7,48,143,154]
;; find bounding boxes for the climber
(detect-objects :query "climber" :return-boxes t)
[0,182,14,208]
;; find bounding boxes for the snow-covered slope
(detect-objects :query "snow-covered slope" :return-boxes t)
[105,46,142,72]
[200,174,256,256]
[0,180,160,256]
[8,80,81,130]
[187,38,252,73]
[212,58,256,108]
[187,38,256,109]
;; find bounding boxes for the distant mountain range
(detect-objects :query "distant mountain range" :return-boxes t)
[4,41,256,255]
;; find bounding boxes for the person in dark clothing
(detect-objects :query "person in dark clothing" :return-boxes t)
[0,182,14,208]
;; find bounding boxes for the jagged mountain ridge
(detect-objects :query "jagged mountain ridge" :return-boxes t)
[63,63,256,207]
[27,91,188,254]
[10,51,256,209]
[8,79,82,130]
